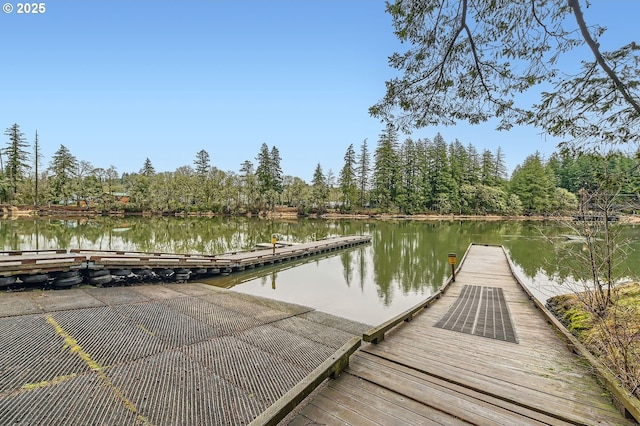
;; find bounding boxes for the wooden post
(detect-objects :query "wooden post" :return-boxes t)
[448,252,457,282]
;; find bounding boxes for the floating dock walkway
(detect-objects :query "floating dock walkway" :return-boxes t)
[0,235,371,289]
[258,244,639,425]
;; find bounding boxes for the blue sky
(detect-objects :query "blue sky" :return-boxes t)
[1,1,637,182]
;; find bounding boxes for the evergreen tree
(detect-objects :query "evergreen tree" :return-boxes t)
[3,123,30,200]
[397,138,421,213]
[509,152,555,215]
[48,145,78,205]
[356,139,370,208]
[480,149,498,186]
[270,146,283,195]
[495,146,508,184]
[255,143,283,209]
[140,158,155,176]
[428,133,453,211]
[255,143,272,196]
[191,150,211,208]
[466,143,481,185]
[372,123,399,210]
[448,140,468,186]
[448,140,469,213]
[311,163,328,211]
[194,149,211,176]
[338,144,357,209]
[415,138,431,211]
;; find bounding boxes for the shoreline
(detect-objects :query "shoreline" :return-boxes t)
[2,205,639,224]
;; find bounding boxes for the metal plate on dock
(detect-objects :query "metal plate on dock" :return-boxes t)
[162,296,266,335]
[49,306,170,365]
[435,285,518,343]
[0,371,138,426]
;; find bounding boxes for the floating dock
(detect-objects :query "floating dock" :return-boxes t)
[0,235,371,289]
[1,243,636,425]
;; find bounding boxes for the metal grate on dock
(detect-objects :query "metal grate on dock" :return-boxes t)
[434,285,518,343]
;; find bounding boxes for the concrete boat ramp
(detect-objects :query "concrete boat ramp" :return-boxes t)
[0,283,370,425]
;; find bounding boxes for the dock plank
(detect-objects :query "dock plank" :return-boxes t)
[329,374,466,426]
[346,354,553,426]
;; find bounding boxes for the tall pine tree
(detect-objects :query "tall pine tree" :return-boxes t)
[3,123,30,201]
[49,145,78,205]
[338,144,357,210]
[311,163,328,211]
[194,150,211,176]
[356,139,370,208]
[372,123,400,210]
[510,152,555,215]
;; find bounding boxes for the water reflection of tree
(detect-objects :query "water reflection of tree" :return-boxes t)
[340,250,353,287]
[370,221,469,305]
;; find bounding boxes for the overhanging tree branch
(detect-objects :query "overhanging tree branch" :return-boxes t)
[568,0,640,115]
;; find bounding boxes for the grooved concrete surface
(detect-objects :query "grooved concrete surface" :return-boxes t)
[0,284,369,425]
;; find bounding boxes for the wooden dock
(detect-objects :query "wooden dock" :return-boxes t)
[276,244,637,425]
[0,235,370,289]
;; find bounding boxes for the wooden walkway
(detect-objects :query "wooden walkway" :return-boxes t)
[286,244,634,425]
[0,235,370,288]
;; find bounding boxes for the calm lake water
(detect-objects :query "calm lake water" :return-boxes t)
[2,216,639,325]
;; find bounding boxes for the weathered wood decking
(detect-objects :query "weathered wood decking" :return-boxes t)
[0,235,371,282]
[286,244,636,425]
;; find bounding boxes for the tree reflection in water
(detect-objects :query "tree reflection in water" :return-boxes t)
[1,217,639,323]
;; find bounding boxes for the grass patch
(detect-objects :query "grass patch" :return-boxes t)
[548,282,640,399]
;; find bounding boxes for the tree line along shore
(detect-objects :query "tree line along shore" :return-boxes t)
[2,123,639,218]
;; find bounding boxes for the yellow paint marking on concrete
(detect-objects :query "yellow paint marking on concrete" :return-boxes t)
[21,373,77,390]
[46,316,153,426]
[47,317,101,371]
[136,324,155,336]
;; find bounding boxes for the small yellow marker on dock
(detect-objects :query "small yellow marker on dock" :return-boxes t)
[448,252,457,281]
